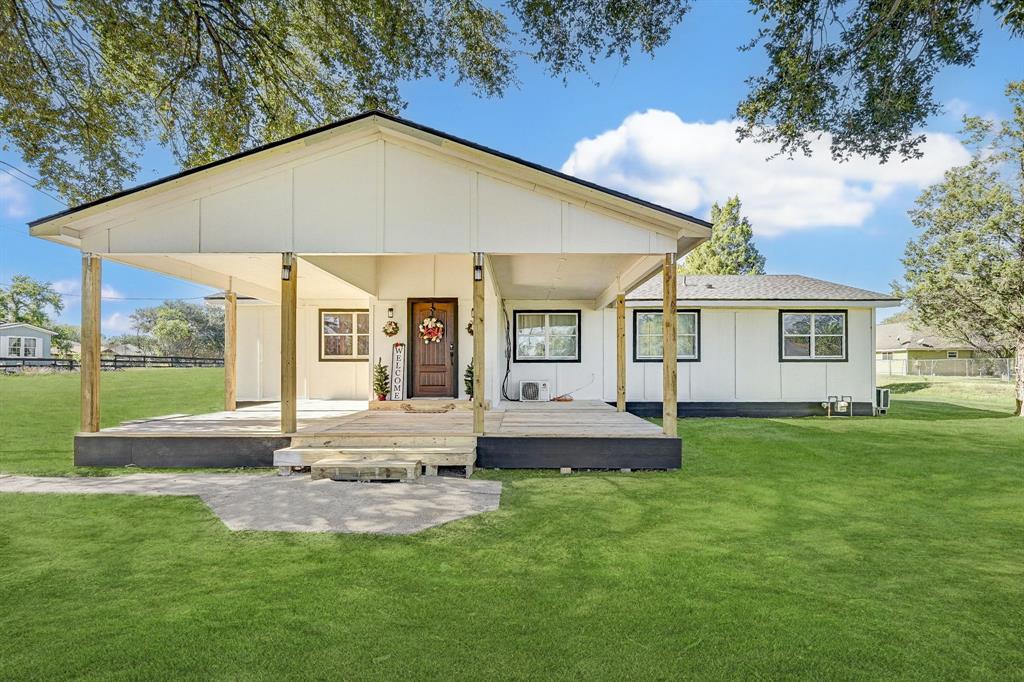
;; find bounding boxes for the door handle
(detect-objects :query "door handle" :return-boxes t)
[449,343,455,360]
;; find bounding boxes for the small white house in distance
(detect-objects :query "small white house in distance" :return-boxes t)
[0,322,55,359]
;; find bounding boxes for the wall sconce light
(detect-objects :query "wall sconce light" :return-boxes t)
[387,306,394,319]
[281,252,294,281]
[473,252,484,282]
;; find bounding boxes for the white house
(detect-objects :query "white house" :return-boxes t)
[0,322,55,360]
[27,111,898,471]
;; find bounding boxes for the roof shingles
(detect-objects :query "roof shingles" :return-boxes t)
[629,274,899,302]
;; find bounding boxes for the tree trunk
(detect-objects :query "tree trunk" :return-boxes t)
[1015,331,1023,416]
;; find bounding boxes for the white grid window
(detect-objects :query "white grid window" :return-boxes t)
[781,312,846,360]
[515,311,580,361]
[320,310,369,360]
[4,336,38,358]
[634,312,699,360]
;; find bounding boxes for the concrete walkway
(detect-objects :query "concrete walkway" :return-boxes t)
[0,473,502,535]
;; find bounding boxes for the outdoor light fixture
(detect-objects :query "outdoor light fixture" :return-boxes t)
[387,307,394,319]
[281,253,294,281]
[473,252,483,281]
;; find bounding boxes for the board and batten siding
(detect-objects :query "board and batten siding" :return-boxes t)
[600,307,874,404]
[235,254,504,404]
[76,137,677,257]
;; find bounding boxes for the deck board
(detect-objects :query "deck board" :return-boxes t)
[90,399,665,439]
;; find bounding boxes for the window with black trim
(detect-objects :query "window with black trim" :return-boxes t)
[633,310,700,361]
[780,311,847,361]
[514,310,580,362]
[320,309,369,361]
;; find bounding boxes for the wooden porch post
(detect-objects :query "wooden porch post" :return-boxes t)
[80,253,101,432]
[616,293,626,412]
[281,253,297,433]
[662,254,678,436]
[224,289,237,411]
[473,253,486,434]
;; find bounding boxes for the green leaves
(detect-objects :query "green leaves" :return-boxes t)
[737,0,984,162]
[1,0,691,204]
[0,275,63,328]
[679,195,766,275]
[895,81,1024,411]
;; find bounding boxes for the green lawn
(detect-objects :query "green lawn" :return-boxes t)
[1,370,1022,679]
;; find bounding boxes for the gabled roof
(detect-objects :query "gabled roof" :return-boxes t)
[875,321,973,351]
[629,274,900,302]
[0,322,57,335]
[29,110,712,231]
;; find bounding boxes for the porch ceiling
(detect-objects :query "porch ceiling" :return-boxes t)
[489,254,647,301]
[104,253,370,303]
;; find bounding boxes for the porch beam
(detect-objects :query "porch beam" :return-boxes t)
[616,294,626,412]
[473,252,486,434]
[662,253,678,436]
[224,289,237,411]
[81,253,101,432]
[281,253,297,433]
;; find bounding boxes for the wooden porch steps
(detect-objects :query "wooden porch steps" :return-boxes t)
[310,458,420,482]
[275,444,476,477]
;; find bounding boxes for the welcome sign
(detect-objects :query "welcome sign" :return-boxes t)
[390,342,406,401]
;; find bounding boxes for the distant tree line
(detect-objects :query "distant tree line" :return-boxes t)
[1,276,223,358]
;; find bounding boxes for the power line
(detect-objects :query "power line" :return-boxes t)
[0,164,67,206]
[0,281,212,302]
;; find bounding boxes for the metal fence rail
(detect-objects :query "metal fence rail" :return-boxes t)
[1,355,224,371]
[876,357,1015,382]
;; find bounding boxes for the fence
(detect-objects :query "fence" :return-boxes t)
[876,357,1015,381]
[0,355,224,371]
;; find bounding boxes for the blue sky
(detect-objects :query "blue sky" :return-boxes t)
[1,2,1020,334]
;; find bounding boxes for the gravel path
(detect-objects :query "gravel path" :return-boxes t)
[0,473,502,535]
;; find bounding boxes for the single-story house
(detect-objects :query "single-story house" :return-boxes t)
[27,111,898,472]
[876,321,976,361]
[0,322,55,359]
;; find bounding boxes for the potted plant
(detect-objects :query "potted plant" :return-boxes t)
[373,358,390,401]
[464,360,474,399]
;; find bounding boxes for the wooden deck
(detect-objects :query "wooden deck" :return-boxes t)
[94,399,666,438]
[75,399,680,470]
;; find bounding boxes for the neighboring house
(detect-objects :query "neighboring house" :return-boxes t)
[105,343,145,356]
[875,322,976,361]
[28,111,898,471]
[0,322,55,359]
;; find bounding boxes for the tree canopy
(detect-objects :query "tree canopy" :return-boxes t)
[0,275,63,327]
[2,1,1022,203]
[130,300,224,357]
[679,196,766,276]
[895,81,1024,415]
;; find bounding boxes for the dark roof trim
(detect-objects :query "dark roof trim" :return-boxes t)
[30,110,713,230]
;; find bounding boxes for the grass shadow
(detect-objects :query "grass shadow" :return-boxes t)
[885,400,1015,421]
[881,381,931,395]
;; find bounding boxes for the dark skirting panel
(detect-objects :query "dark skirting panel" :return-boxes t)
[476,436,681,470]
[618,401,874,418]
[75,435,291,468]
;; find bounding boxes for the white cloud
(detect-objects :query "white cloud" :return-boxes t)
[102,312,135,335]
[0,174,30,218]
[52,279,124,299]
[560,110,972,236]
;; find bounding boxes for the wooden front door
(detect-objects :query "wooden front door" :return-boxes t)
[408,299,458,398]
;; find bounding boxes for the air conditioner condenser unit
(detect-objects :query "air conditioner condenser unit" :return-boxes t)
[519,380,551,402]
[876,387,890,415]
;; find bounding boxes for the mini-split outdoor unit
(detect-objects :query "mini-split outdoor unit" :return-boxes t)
[519,380,551,402]
[876,387,891,415]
